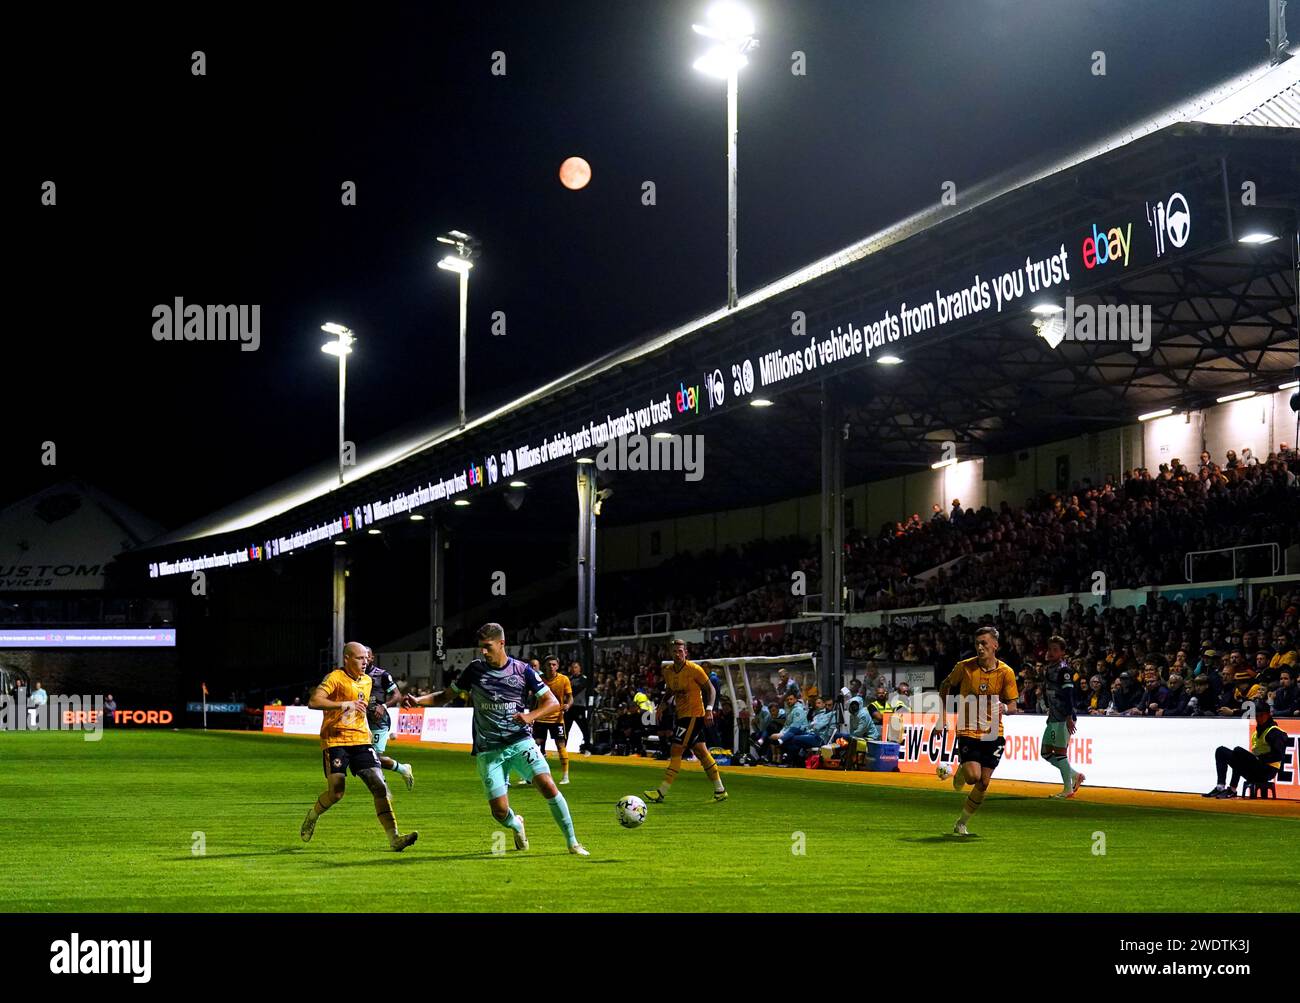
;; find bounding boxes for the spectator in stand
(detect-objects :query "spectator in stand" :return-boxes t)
[1272,670,1298,715]
[1080,675,1108,715]
[1187,675,1214,716]
[1140,664,1170,716]
[103,693,116,725]
[1270,633,1298,674]
[1110,673,1142,716]
[1161,674,1191,716]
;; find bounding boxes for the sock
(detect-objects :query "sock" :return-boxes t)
[382,760,402,772]
[698,749,725,792]
[307,795,331,820]
[960,786,986,823]
[545,791,577,845]
[499,808,525,834]
[559,745,569,775]
[374,795,399,840]
[660,750,682,793]
[1049,754,1075,791]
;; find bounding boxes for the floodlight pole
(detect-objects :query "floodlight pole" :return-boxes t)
[820,380,845,696]
[457,268,469,430]
[727,66,739,310]
[576,466,598,680]
[337,342,347,485]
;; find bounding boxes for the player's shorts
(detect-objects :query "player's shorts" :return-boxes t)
[323,744,382,778]
[1041,720,1071,748]
[476,737,551,799]
[672,716,705,747]
[532,719,566,752]
[370,724,391,754]
[956,735,1006,770]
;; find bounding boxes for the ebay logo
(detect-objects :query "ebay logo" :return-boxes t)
[1081,221,1132,270]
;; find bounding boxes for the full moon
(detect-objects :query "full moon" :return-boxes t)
[559,156,592,190]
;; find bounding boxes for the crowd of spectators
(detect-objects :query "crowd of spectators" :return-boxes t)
[581,445,1300,634]
[563,586,1299,762]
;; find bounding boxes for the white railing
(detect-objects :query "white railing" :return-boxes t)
[1184,543,1280,583]
[633,611,671,636]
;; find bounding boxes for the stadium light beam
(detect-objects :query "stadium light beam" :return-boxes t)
[692,2,757,311]
[320,323,355,486]
[749,397,773,407]
[1138,408,1174,422]
[1216,391,1256,404]
[1238,231,1279,245]
[931,457,958,470]
[876,354,903,366]
[437,230,480,430]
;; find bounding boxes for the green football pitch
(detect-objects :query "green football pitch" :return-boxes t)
[2,730,1295,912]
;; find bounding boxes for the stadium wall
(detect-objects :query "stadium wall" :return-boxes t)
[887,712,1300,799]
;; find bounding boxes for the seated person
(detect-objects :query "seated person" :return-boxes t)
[1203,701,1290,798]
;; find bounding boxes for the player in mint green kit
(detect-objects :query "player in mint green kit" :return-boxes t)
[414,622,589,856]
[1041,635,1085,798]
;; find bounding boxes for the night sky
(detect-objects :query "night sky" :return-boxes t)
[13,0,1267,529]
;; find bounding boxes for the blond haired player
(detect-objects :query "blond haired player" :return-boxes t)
[644,639,728,804]
[533,654,574,784]
[934,625,1018,836]
[299,641,418,851]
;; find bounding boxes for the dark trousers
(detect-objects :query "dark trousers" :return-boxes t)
[565,707,589,750]
[1215,746,1274,788]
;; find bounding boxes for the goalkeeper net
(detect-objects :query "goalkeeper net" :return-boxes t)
[661,652,818,754]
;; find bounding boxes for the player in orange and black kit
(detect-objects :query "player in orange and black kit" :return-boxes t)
[299,641,418,851]
[533,655,574,784]
[644,639,728,803]
[934,625,1018,836]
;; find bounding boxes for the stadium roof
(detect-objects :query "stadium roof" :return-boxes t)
[134,54,1300,571]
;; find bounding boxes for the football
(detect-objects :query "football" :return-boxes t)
[616,795,647,828]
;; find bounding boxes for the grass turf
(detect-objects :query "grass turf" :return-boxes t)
[2,729,1295,912]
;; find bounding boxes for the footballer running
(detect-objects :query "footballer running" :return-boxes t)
[644,638,728,804]
[935,625,1018,835]
[414,623,589,856]
[1040,634,1085,798]
[363,646,415,791]
[533,654,574,785]
[300,641,419,851]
